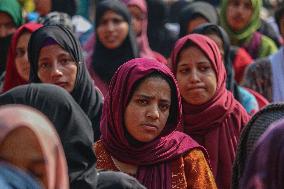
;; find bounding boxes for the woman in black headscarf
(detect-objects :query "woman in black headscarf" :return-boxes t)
[87,0,139,96]
[27,24,103,141]
[0,83,97,189]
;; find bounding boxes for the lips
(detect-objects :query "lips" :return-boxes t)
[141,124,158,131]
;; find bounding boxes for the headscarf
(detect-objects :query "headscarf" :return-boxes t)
[220,0,262,43]
[101,58,206,189]
[0,163,42,189]
[192,23,240,101]
[124,0,155,58]
[0,83,98,189]
[51,0,77,17]
[3,23,43,92]
[231,103,284,189]
[28,24,103,141]
[178,1,218,38]
[171,34,250,189]
[92,0,139,83]
[240,118,284,189]
[0,0,23,77]
[0,104,69,189]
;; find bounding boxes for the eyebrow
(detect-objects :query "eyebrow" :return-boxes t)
[135,94,171,103]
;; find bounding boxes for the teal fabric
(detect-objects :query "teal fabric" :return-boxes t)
[0,0,23,27]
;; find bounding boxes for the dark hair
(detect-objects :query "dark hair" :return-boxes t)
[275,2,284,32]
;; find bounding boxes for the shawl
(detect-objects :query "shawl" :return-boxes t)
[178,1,218,38]
[100,58,206,189]
[0,0,23,27]
[124,0,156,59]
[171,34,250,189]
[220,0,261,44]
[0,83,98,189]
[240,118,284,189]
[3,23,42,92]
[92,0,139,83]
[270,47,284,102]
[231,103,284,189]
[28,24,103,141]
[0,105,69,189]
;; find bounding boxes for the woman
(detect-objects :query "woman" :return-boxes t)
[192,23,260,114]
[0,104,69,189]
[124,0,166,64]
[27,24,103,141]
[3,22,42,92]
[240,118,284,189]
[95,58,217,189]
[0,83,98,189]
[171,34,250,189]
[220,0,277,59]
[87,0,139,95]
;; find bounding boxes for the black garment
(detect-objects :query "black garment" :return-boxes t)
[0,83,97,189]
[92,0,139,83]
[178,1,218,38]
[146,0,177,58]
[51,0,77,17]
[192,23,240,101]
[28,24,103,141]
[0,34,12,76]
[97,171,147,189]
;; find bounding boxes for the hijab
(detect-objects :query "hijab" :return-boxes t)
[28,24,103,141]
[92,0,139,83]
[101,58,206,189]
[178,1,218,38]
[192,23,240,101]
[51,0,77,17]
[124,0,155,58]
[0,104,69,189]
[240,118,284,189]
[171,34,250,189]
[3,23,43,92]
[220,0,262,44]
[0,83,98,189]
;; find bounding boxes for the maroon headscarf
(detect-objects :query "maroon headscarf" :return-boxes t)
[3,23,42,92]
[171,34,250,189]
[100,58,207,189]
[240,118,284,189]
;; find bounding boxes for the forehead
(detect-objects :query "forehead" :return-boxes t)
[101,10,124,20]
[0,12,13,23]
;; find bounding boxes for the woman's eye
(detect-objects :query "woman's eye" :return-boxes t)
[199,66,210,72]
[137,99,148,105]
[159,104,170,111]
[15,49,25,58]
[179,69,189,74]
[39,62,50,70]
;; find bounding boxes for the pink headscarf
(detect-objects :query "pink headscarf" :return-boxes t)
[0,105,69,189]
[171,34,250,189]
[3,23,42,92]
[100,58,207,189]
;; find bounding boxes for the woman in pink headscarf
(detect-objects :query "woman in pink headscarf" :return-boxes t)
[124,0,167,64]
[94,58,217,189]
[171,34,250,189]
[0,105,69,189]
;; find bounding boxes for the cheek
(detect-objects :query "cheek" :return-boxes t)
[118,24,129,41]
[176,74,187,92]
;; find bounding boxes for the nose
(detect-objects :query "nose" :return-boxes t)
[50,64,63,78]
[146,105,159,120]
[105,21,115,32]
[188,69,200,83]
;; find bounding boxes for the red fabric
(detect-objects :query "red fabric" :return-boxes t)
[100,58,207,189]
[244,87,269,109]
[171,34,250,189]
[232,47,253,84]
[3,23,42,92]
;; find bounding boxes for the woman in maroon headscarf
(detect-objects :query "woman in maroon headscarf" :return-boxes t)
[2,22,42,92]
[124,0,167,64]
[171,34,250,189]
[94,58,217,189]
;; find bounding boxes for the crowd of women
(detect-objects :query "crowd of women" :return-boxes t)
[0,0,284,188]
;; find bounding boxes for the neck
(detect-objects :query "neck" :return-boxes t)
[111,156,138,176]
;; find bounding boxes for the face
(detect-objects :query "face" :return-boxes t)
[37,44,78,93]
[176,46,217,105]
[0,12,16,38]
[207,33,225,59]
[124,77,171,143]
[128,5,144,36]
[187,16,208,33]
[33,0,52,16]
[15,32,32,81]
[0,127,47,188]
[97,10,129,49]
[226,0,253,31]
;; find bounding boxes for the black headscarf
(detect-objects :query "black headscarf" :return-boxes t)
[192,23,240,101]
[92,0,139,83]
[28,24,103,141]
[0,83,98,189]
[178,1,218,38]
[51,0,77,17]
